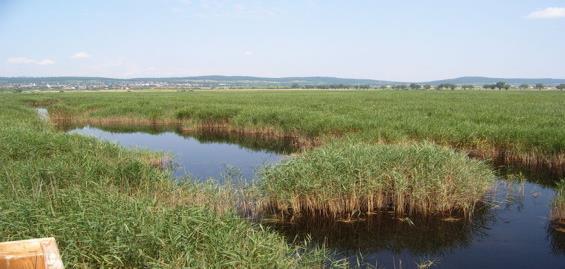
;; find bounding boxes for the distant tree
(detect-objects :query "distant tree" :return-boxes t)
[483,84,494,90]
[423,85,432,90]
[409,83,422,90]
[437,83,456,90]
[519,84,529,90]
[462,85,474,90]
[290,83,300,89]
[392,84,408,90]
[556,84,565,91]
[495,81,510,90]
[535,83,544,90]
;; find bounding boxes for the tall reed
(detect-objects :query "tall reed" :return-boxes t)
[257,142,495,219]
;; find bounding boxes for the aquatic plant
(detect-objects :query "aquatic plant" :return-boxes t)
[257,142,495,218]
[551,180,565,226]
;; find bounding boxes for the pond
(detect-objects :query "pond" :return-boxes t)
[41,110,564,268]
[58,124,297,180]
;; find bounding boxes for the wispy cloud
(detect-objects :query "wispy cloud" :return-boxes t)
[527,7,565,19]
[71,52,91,59]
[7,57,55,65]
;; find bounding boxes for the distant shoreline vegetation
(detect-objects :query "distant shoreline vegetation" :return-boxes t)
[1,76,565,91]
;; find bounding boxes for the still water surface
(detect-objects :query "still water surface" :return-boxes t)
[56,120,564,268]
[64,124,293,180]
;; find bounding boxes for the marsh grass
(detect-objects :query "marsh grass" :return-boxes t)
[256,142,495,219]
[19,90,565,173]
[0,100,328,268]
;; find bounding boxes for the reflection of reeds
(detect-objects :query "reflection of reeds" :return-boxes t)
[50,117,318,152]
[469,148,565,179]
[257,142,495,219]
[265,206,493,257]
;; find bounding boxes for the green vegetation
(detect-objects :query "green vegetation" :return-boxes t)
[3,89,565,267]
[257,142,495,218]
[483,81,510,90]
[21,90,565,170]
[0,96,326,268]
[552,180,565,226]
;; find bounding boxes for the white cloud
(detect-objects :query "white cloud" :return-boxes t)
[244,50,253,56]
[36,59,56,65]
[71,52,91,59]
[7,57,55,65]
[527,7,565,19]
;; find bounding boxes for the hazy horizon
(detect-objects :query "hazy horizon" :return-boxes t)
[1,0,564,80]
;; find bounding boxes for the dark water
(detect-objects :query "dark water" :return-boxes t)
[63,124,296,180]
[270,179,565,268]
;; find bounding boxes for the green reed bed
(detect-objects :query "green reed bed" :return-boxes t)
[257,142,495,219]
[19,90,565,172]
[0,100,326,268]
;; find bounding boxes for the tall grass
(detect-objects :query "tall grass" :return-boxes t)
[0,97,327,268]
[18,90,565,172]
[257,142,495,219]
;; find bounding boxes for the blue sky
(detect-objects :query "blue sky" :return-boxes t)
[1,0,564,81]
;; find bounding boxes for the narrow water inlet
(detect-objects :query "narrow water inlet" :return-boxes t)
[37,108,297,181]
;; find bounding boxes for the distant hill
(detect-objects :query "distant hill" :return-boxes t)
[427,76,565,86]
[1,76,564,88]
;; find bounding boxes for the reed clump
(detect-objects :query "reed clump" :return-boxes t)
[257,142,495,219]
[551,180,565,228]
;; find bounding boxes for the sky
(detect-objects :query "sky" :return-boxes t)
[0,0,564,81]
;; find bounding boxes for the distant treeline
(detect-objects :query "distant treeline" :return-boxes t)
[3,81,565,92]
[288,82,565,90]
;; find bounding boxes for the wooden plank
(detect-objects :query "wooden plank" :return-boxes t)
[0,238,63,269]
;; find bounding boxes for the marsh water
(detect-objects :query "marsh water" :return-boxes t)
[44,112,564,268]
[271,179,565,268]
[59,124,295,180]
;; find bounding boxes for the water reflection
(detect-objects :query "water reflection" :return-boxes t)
[268,209,492,257]
[268,180,565,268]
[59,123,298,181]
[55,122,300,155]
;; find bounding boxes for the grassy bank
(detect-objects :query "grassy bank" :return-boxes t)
[19,90,565,173]
[257,142,495,219]
[0,96,326,268]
